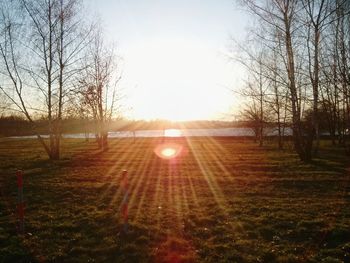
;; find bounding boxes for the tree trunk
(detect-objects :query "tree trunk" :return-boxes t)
[284,16,310,161]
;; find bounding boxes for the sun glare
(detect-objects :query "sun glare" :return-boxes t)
[154,143,183,159]
[161,148,177,158]
[124,38,237,121]
[164,129,182,137]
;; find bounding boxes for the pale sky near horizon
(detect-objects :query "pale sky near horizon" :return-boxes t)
[85,0,249,121]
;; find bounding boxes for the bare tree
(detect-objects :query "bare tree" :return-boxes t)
[302,0,337,154]
[320,22,342,145]
[52,0,91,157]
[0,0,90,159]
[241,100,268,144]
[267,43,290,149]
[238,0,350,159]
[240,0,318,161]
[239,50,269,146]
[318,0,350,148]
[78,28,121,151]
[335,0,350,147]
[0,0,52,154]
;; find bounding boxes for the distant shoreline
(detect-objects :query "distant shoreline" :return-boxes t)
[4,127,295,139]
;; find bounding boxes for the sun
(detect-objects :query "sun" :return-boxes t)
[124,37,235,121]
[164,129,182,137]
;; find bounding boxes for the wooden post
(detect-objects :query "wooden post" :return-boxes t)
[16,170,24,234]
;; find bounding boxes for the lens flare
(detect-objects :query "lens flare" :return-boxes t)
[161,148,177,158]
[154,143,183,159]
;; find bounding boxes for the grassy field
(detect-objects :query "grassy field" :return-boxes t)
[0,137,349,262]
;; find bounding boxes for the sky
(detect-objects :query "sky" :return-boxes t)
[85,0,249,121]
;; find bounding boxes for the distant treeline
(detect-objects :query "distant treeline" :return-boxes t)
[0,116,106,136]
[0,115,249,137]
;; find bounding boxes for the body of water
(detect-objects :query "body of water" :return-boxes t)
[7,127,293,139]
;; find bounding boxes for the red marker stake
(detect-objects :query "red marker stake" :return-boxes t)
[121,170,128,233]
[16,170,24,234]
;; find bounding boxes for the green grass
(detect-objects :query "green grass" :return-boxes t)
[0,137,349,262]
